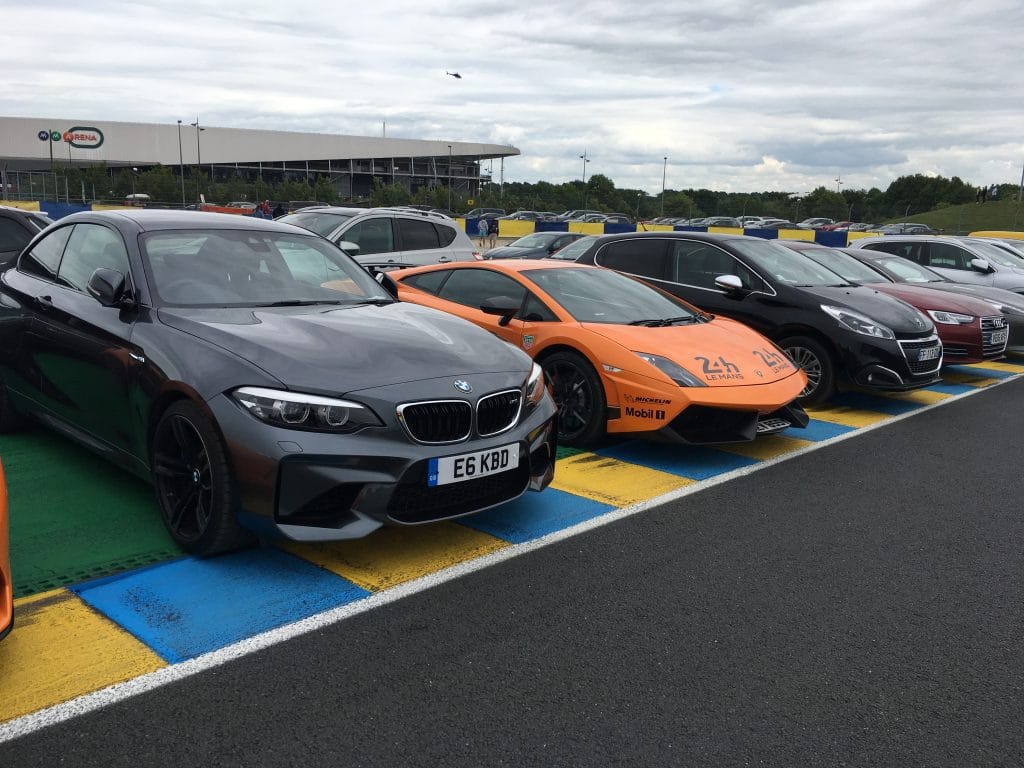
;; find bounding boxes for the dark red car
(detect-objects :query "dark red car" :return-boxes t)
[778,241,1007,364]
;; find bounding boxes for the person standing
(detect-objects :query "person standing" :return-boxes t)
[477,217,489,248]
[488,216,499,249]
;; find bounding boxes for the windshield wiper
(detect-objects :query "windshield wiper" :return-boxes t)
[628,316,696,327]
[348,298,394,306]
[258,299,345,307]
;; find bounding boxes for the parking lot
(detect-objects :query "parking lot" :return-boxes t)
[1,356,1021,747]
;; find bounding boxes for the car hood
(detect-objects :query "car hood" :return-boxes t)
[581,317,803,386]
[799,285,934,334]
[485,245,545,260]
[924,283,1024,314]
[867,283,1000,316]
[157,302,529,394]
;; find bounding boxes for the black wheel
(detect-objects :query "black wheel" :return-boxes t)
[151,400,252,555]
[540,350,606,448]
[0,378,26,433]
[780,335,835,406]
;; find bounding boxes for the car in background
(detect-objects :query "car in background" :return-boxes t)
[701,216,743,228]
[484,231,587,260]
[748,219,797,230]
[499,211,545,221]
[601,213,634,226]
[960,236,1024,262]
[797,218,835,230]
[0,205,54,268]
[0,211,557,554]
[0,459,10,641]
[820,220,855,231]
[558,210,603,222]
[465,207,505,219]
[389,259,807,447]
[873,223,937,235]
[836,248,1024,354]
[572,232,942,404]
[277,206,479,266]
[777,241,1007,364]
[852,235,1024,294]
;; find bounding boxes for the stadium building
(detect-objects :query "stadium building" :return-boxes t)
[0,116,519,203]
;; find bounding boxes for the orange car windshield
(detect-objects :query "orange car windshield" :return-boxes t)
[522,267,698,325]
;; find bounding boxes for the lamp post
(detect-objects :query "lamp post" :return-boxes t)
[176,120,186,208]
[190,117,205,202]
[835,175,843,194]
[580,151,590,209]
[447,144,452,211]
[661,156,668,217]
[131,167,138,197]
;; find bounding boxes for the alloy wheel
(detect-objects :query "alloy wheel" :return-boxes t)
[153,414,214,544]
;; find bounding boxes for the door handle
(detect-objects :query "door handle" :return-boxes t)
[35,295,54,309]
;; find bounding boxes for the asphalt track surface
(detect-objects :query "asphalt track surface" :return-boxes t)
[1,378,1021,767]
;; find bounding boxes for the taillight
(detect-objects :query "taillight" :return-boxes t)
[472,251,483,260]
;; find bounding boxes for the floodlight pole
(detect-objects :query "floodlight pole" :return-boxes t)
[190,117,205,202]
[580,150,590,209]
[661,156,667,217]
[176,120,186,208]
[447,145,453,211]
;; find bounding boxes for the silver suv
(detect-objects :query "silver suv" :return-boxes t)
[277,206,479,266]
[851,235,1024,294]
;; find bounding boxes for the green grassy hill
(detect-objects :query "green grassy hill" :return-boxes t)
[881,197,1024,234]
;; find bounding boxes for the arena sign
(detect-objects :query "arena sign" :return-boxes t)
[37,127,104,149]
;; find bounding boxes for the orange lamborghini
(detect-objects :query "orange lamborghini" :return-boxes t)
[388,260,808,447]
[0,460,11,640]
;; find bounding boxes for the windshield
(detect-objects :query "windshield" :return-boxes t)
[868,255,945,283]
[967,239,1024,267]
[142,229,392,307]
[729,238,853,287]
[548,236,596,261]
[277,211,355,237]
[523,266,699,324]
[509,233,557,248]
[797,247,888,284]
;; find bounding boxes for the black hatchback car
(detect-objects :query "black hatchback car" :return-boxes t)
[0,205,53,268]
[0,211,557,555]
[573,232,943,404]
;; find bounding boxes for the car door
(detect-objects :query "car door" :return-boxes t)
[921,241,990,286]
[23,222,143,456]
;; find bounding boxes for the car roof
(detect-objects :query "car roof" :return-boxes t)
[53,209,312,234]
[395,258,601,279]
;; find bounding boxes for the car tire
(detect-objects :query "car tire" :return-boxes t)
[780,335,835,406]
[540,350,606,448]
[0,378,25,433]
[151,400,253,556]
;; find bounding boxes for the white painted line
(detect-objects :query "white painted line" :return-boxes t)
[0,374,1018,743]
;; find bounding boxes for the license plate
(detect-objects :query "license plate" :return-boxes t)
[989,328,1008,345]
[917,346,941,361]
[756,418,790,434]
[428,443,520,486]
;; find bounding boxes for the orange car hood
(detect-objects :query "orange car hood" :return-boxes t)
[581,319,800,386]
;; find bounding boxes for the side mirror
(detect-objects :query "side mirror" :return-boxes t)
[337,240,360,255]
[714,274,745,292]
[479,295,521,326]
[970,258,993,273]
[87,268,133,309]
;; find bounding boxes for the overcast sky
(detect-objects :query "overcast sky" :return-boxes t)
[3,0,1022,195]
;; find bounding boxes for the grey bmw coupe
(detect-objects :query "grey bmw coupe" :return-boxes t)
[0,211,557,555]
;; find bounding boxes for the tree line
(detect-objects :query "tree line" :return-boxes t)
[39,163,1016,223]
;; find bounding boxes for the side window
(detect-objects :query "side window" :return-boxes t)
[18,225,74,281]
[925,242,970,270]
[402,270,450,295]
[0,218,32,253]
[56,224,132,293]
[670,241,762,290]
[398,218,441,251]
[594,239,668,279]
[340,217,395,256]
[864,241,922,262]
[435,223,457,247]
[520,292,557,322]
[437,269,527,310]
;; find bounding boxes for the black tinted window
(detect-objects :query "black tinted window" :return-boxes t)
[399,218,441,250]
[670,240,762,290]
[340,218,394,255]
[925,242,971,269]
[437,269,527,310]
[402,270,450,295]
[435,223,457,247]
[521,293,557,322]
[595,239,667,278]
[861,240,924,263]
[57,224,132,293]
[0,218,31,252]
[19,225,73,280]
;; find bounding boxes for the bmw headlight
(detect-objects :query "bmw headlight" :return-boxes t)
[821,305,896,339]
[634,352,706,387]
[927,309,975,325]
[525,362,546,408]
[231,387,382,433]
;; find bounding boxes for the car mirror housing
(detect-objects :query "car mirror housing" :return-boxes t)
[480,295,521,326]
[714,274,745,293]
[337,240,361,255]
[970,258,993,273]
[87,268,133,309]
